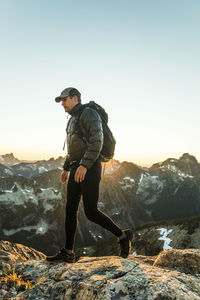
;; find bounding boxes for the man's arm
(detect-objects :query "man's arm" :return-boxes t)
[61,155,70,184]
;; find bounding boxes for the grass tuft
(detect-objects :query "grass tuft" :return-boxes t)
[0,266,33,290]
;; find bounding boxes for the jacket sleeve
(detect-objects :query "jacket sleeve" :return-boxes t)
[79,107,103,169]
[63,155,71,171]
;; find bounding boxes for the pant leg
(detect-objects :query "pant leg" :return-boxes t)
[81,160,122,237]
[65,167,81,250]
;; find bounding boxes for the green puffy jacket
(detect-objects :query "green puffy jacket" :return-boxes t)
[63,103,103,170]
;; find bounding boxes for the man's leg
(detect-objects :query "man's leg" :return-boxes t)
[81,160,133,258]
[81,160,123,237]
[65,167,82,251]
[45,167,81,263]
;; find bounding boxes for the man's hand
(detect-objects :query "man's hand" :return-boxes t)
[60,170,69,184]
[74,165,87,183]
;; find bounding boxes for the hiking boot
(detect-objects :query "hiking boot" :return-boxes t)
[45,247,75,263]
[118,229,133,258]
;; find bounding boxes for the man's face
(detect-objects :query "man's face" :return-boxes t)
[61,96,78,113]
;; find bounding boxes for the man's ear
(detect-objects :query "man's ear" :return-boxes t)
[73,95,79,104]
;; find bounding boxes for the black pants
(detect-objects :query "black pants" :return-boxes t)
[65,160,122,250]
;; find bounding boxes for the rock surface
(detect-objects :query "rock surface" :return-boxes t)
[0,240,200,299]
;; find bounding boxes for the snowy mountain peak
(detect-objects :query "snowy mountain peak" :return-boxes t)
[150,153,200,179]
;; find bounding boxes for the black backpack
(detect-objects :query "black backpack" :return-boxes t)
[77,101,116,162]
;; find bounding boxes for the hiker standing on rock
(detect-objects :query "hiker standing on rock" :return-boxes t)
[46,87,133,263]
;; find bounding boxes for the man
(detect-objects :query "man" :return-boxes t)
[45,87,133,263]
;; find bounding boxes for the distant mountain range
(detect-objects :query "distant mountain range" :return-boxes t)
[0,152,200,255]
[0,153,120,177]
[0,153,64,177]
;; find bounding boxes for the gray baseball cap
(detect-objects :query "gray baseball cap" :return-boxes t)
[55,87,81,102]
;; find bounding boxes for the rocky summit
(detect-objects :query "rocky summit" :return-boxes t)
[0,240,200,299]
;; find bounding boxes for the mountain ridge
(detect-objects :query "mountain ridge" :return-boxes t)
[1,152,200,257]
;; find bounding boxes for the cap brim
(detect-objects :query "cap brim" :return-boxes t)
[55,97,61,103]
[55,95,67,103]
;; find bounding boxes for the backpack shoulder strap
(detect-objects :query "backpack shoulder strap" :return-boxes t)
[75,104,89,142]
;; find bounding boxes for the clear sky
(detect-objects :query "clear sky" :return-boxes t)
[1,0,200,167]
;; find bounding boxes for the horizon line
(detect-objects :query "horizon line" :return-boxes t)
[0,152,199,168]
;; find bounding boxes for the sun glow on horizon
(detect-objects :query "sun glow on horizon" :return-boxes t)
[1,150,199,169]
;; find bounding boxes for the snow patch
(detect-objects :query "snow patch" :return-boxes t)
[89,230,102,241]
[4,169,14,175]
[160,164,194,178]
[3,219,49,236]
[0,183,38,205]
[121,184,133,190]
[168,164,177,172]
[146,210,152,217]
[0,184,61,208]
[35,220,49,234]
[139,173,144,184]
[38,166,48,173]
[37,188,62,212]
[18,165,29,171]
[145,195,158,205]
[179,172,193,178]
[119,176,135,190]
[136,174,164,199]
[157,228,173,250]
[173,184,181,195]
[123,176,135,183]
